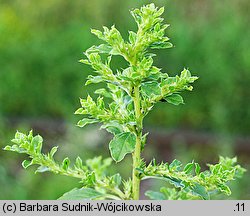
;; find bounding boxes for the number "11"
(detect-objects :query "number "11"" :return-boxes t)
[236,203,245,212]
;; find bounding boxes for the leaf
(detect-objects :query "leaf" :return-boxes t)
[95,44,113,54]
[150,42,173,49]
[100,122,123,135]
[165,94,184,105]
[49,146,58,159]
[184,162,194,174]
[143,175,183,188]
[191,183,209,200]
[91,29,104,40]
[145,190,165,200]
[58,188,103,200]
[109,132,136,162]
[195,163,201,175]
[85,75,103,85]
[30,135,43,153]
[75,157,83,169]
[141,81,161,98]
[217,183,231,196]
[110,173,122,186]
[169,159,182,171]
[129,31,137,44]
[22,160,33,169]
[94,88,112,98]
[79,59,90,65]
[62,157,70,170]
[77,119,98,128]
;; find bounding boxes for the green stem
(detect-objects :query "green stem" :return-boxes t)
[132,86,142,200]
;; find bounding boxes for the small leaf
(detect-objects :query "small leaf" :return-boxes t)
[109,132,136,162]
[129,31,137,44]
[195,163,201,175]
[58,188,103,200]
[145,190,165,200]
[49,146,58,159]
[150,42,173,49]
[86,44,113,54]
[30,135,43,152]
[91,29,104,40]
[85,75,103,85]
[169,159,182,171]
[165,94,184,105]
[94,88,112,98]
[62,157,70,170]
[111,173,122,186]
[77,119,98,128]
[217,183,231,196]
[75,157,83,169]
[74,108,87,115]
[184,162,194,174]
[79,59,90,65]
[22,160,33,169]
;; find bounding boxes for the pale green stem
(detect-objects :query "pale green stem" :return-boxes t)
[132,86,142,200]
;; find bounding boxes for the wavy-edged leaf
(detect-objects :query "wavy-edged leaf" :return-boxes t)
[141,81,161,98]
[165,94,184,105]
[109,132,136,162]
[77,118,98,128]
[150,42,173,49]
[94,88,112,98]
[22,160,33,169]
[85,75,103,85]
[100,121,123,135]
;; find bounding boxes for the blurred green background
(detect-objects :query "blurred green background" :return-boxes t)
[0,0,249,199]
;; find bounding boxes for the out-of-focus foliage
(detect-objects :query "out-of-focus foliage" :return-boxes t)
[0,0,249,134]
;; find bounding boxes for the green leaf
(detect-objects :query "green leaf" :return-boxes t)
[195,163,201,175]
[100,122,123,135]
[91,29,104,40]
[30,135,43,153]
[77,118,98,128]
[129,31,137,44]
[95,44,112,54]
[150,42,173,49]
[85,75,103,85]
[191,183,209,200]
[62,157,70,170]
[141,81,161,98]
[184,162,194,174]
[58,188,103,200]
[22,160,33,169]
[110,173,122,186]
[75,157,83,169]
[145,190,165,200]
[165,94,184,105]
[217,183,231,196]
[49,146,58,159]
[169,159,182,171]
[109,132,136,162]
[94,88,112,98]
